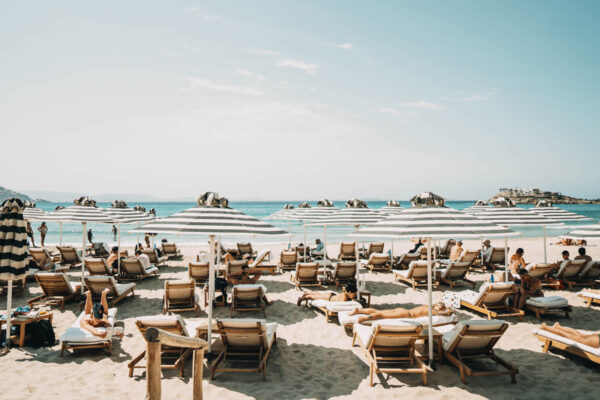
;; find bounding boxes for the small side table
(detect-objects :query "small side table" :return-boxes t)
[1,312,53,347]
[359,291,371,307]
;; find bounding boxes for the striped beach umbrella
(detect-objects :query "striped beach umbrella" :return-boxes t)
[285,205,339,256]
[22,207,48,221]
[1,198,30,349]
[131,192,288,352]
[561,224,600,241]
[530,206,592,222]
[379,206,405,215]
[351,205,519,364]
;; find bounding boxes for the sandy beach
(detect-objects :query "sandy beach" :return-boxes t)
[1,236,599,400]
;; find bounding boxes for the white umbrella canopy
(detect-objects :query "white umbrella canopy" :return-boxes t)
[131,192,288,352]
[0,198,30,349]
[561,224,600,241]
[350,204,519,365]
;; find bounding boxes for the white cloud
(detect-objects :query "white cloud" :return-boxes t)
[399,100,443,110]
[235,69,268,81]
[336,43,353,50]
[188,6,200,12]
[277,58,319,74]
[188,7,222,20]
[442,90,496,102]
[181,77,262,96]
[252,49,279,56]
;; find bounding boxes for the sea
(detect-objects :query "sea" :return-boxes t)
[29,201,600,247]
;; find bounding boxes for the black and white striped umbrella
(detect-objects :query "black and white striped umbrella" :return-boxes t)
[463,207,562,226]
[105,207,156,224]
[309,207,385,226]
[530,206,592,222]
[287,206,340,222]
[22,207,49,222]
[379,205,405,215]
[561,224,600,240]
[461,205,491,214]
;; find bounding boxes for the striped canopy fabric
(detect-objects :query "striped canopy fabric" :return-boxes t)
[47,205,116,223]
[0,198,29,279]
[462,205,491,214]
[530,206,592,222]
[463,207,562,226]
[561,224,600,240]
[309,207,385,226]
[379,205,406,215]
[131,206,288,236]
[106,207,156,224]
[22,207,49,221]
[350,207,518,239]
[266,207,300,221]
[287,206,340,222]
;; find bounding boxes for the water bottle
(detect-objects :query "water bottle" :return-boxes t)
[490,274,495,283]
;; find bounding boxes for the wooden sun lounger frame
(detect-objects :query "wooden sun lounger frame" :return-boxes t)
[460,287,524,321]
[85,258,113,276]
[61,336,113,356]
[393,264,439,291]
[547,260,588,289]
[57,246,82,269]
[83,277,135,308]
[189,261,209,286]
[142,248,167,267]
[579,291,600,307]
[163,281,200,315]
[28,274,79,311]
[292,263,321,289]
[278,251,298,271]
[230,286,266,317]
[394,253,421,270]
[526,303,572,320]
[534,330,600,365]
[120,258,158,281]
[325,262,357,287]
[436,262,475,289]
[338,242,357,261]
[162,243,183,259]
[443,323,517,384]
[352,324,428,386]
[366,254,392,272]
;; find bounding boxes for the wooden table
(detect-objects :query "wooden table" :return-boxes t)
[418,327,444,363]
[0,312,53,347]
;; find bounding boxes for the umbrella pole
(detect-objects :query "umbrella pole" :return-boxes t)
[5,280,12,348]
[288,221,291,250]
[504,235,508,282]
[426,238,433,365]
[303,223,307,260]
[543,226,547,264]
[207,235,216,353]
[59,222,62,246]
[324,225,328,268]
[117,223,121,275]
[81,222,86,295]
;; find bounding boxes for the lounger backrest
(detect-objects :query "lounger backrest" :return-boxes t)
[368,253,390,266]
[58,246,81,264]
[136,315,187,338]
[368,242,384,255]
[165,280,195,301]
[237,243,253,254]
[122,257,145,275]
[368,321,422,350]
[557,259,586,278]
[526,263,554,278]
[85,258,109,274]
[580,261,600,279]
[35,273,74,296]
[440,239,456,256]
[227,260,247,277]
[398,253,421,266]
[162,243,177,253]
[280,250,297,265]
[340,242,356,256]
[142,249,159,263]
[250,249,270,268]
[217,319,268,349]
[233,285,263,301]
[296,263,319,280]
[85,276,118,297]
[334,262,356,280]
[458,250,479,264]
[444,320,508,354]
[29,248,51,265]
[189,262,209,281]
[406,261,429,279]
[488,247,508,264]
[442,261,471,279]
[476,282,515,305]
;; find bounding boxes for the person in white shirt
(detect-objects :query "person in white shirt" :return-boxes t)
[135,250,152,270]
[481,239,493,264]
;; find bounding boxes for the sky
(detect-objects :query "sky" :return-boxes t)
[1,1,599,202]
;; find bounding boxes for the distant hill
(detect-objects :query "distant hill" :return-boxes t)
[0,186,37,203]
[20,189,196,203]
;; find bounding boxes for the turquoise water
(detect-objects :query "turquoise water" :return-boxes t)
[31,201,600,247]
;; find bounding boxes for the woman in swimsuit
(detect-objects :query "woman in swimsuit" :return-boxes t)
[541,322,599,348]
[297,281,357,306]
[347,302,453,323]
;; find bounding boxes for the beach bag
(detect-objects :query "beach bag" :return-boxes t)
[27,320,56,348]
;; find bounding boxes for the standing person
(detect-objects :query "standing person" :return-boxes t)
[144,234,151,249]
[26,221,35,247]
[87,228,94,244]
[111,225,118,242]
[37,222,48,247]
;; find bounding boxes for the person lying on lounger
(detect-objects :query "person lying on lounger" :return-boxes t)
[227,264,273,305]
[296,281,358,306]
[541,322,599,348]
[80,289,123,339]
[554,238,574,246]
[223,252,254,265]
[347,302,453,323]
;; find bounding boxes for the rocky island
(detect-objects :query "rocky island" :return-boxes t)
[490,187,600,205]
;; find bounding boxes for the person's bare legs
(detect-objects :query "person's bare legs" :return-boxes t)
[541,323,600,348]
[297,291,331,306]
[224,253,235,263]
[84,290,93,315]
[348,308,377,316]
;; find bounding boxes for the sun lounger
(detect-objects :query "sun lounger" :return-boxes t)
[533,326,600,366]
[338,242,357,261]
[441,319,517,384]
[578,290,600,307]
[0,277,27,295]
[211,318,278,381]
[231,284,267,317]
[485,247,509,271]
[120,257,158,280]
[435,261,475,288]
[162,242,183,259]
[83,276,136,307]
[365,253,392,272]
[325,262,357,287]
[360,242,384,258]
[393,261,438,290]
[29,248,60,268]
[60,308,119,356]
[57,246,82,269]
[129,315,204,377]
[338,312,457,330]
[189,261,209,286]
[352,320,428,386]
[308,295,363,322]
[237,242,257,259]
[28,272,81,311]
[523,263,555,284]
[163,279,200,315]
[575,261,600,287]
[249,249,276,275]
[142,248,167,267]
[437,239,456,259]
[525,296,571,320]
[226,260,247,279]
[278,250,298,271]
[85,257,114,276]
[549,259,588,289]
[92,242,110,258]
[394,253,421,270]
[292,262,321,289]
[458,282,524,320]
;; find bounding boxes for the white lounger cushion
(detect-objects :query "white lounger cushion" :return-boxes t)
[526,295,568,308]
[309,298,362,312]
[458,282,515,306]
[217,318,277,347]
[579,261,600,278]
[533,328,600,357]
[442,319,507,351]
[580,290,600,300]
[354,320,420,348]
[338,311,456,327]
[60,308,118,344]
[136,314,200,337]
[250,249,270,267]
[233,283,267,294]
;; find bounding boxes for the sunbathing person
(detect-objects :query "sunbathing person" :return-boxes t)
[554,238,574,246]
[223,252,254,265]
[297,281,358,306]
[513,268,543,309]
[227,265,273,305]
[80,289,123,339]
[541,322,599,348]
[347,302,453,323]
[449,240,463,261]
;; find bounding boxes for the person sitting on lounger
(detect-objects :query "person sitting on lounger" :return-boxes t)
[481,239,493,264]
[135,249,152,270]
[541,322,599,348]
[227,264,273,305]
[223,252,254,264]
[512,268,543,310]
[574,247,592,265]
[297,281,358,306]
[509,248,527,274]
[347,302,453,324]
[550,250,570,273]
[35,251,56,270]
[106,246,120,270]
[410,238,424,253]
[312,239,325,257]
[449,240,463,261]
[80,288,123,339]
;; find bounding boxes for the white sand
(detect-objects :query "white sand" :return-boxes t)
[1,237,599,400]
